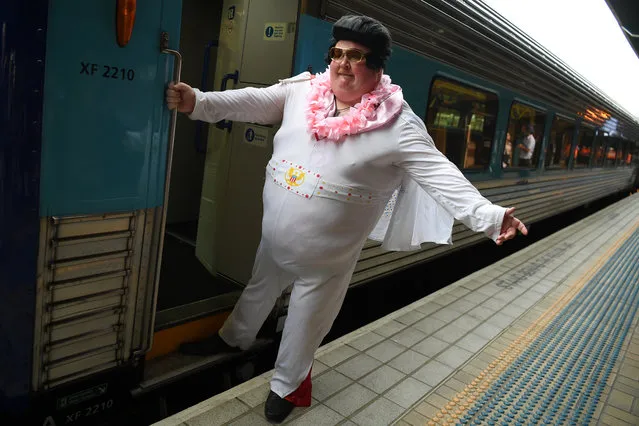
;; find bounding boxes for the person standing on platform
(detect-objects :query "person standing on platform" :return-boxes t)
[166,15,528,424]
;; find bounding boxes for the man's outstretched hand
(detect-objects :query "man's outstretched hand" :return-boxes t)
[496,207,528,245]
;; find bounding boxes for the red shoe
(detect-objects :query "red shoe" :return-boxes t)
[284,367,312,407]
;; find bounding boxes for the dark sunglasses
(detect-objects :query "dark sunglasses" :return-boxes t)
[328,47,368,63]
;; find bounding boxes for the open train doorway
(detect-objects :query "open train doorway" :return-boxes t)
[154,0,240,334]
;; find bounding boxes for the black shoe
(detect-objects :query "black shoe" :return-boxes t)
[179,333,241,356]
[264,391,295,424]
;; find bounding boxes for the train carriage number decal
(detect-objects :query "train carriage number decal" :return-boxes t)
[80,61,135,81]
[42,399,114,425]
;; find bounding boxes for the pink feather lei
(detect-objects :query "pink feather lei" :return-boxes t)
[306,68,402,142]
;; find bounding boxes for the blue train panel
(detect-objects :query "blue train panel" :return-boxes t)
[0,0,48,413]
[40,0,181,216]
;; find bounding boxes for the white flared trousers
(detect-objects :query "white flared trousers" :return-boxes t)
[218,241,355,398]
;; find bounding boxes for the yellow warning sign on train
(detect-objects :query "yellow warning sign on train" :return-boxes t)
[264,23,286,41]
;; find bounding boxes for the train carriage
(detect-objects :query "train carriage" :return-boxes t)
[1,0,638,424]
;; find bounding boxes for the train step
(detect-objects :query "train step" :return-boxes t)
[131,338,274,397]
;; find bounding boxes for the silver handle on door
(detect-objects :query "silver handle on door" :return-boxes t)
[140,31,183,355]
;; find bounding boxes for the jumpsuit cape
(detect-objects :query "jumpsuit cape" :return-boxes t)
[188,71,507,401]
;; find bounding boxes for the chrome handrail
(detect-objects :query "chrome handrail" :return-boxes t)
[141,31,183,355]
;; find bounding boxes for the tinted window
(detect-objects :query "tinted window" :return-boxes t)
[630,144,639,165]
[575,126,595,168]
[604,137,618,167]
[593,132,606,167]
[426,78,498,170]
[618,140,633,166]
[624,142,635,165]
[504,102,546,169]
[545,116,574,169]
[617,141,626,166]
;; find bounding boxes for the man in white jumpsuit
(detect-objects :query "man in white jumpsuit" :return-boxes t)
[167,15,528,423]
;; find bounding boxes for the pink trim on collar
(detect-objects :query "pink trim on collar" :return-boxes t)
[306,68,404,142]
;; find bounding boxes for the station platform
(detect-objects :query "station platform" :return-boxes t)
[153,193,639,426]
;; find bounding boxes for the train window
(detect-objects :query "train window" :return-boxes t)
[426,78,498,170]
[630,145,639,165]
[503,102,546,169]
[545,116,575,169]
[592,132,606,167]
[617,141,626,166]
[620,140,634,166]
[606,146,617,166]
[574,126,595,168]
[604,137,618,167]
[625,142,635,165]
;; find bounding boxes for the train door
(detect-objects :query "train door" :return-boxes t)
[153,0,299,332]
[151,1,234,330]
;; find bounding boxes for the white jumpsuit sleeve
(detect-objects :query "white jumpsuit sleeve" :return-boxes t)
[188,82,289,125]
[394,116,507,243]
